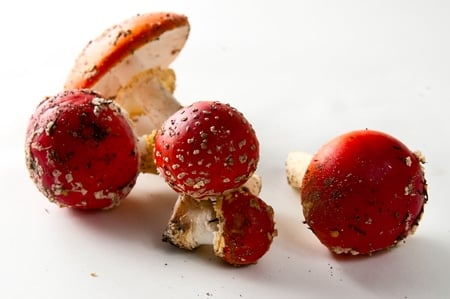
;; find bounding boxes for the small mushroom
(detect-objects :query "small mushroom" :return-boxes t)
[162,184,276,266]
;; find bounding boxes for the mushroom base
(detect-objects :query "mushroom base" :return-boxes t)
[162,194,218,250]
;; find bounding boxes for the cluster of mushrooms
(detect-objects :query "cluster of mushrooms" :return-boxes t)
[25,12,276,266]
[26,12,428,264]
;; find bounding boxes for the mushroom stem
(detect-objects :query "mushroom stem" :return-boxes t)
[112,68,184,175]
[162,194,217,250]
[285,151,313,189]
[137,130,158,174]
[115,68,182,137]
[162,174,263,249]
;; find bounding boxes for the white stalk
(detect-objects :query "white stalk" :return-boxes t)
[115,68,182,137]
[285,151,313,189]
[162,174,263,250]
[162,194,217,250]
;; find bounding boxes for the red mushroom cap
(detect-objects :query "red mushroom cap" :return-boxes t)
[214,189,277,266]
[301,129,428,255]
[64,12,190,98]
[25,89,139,210]
[154,101,260,198]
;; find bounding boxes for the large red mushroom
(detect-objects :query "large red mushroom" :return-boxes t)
[286,129,428,255]
[25,89,139,210]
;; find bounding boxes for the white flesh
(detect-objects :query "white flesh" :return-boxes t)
[162,174,263,250]
[162,194,217,250]
[241,173,262,196]
[92,26,189,99]
[285,151,313,189]
[115,69,182,136]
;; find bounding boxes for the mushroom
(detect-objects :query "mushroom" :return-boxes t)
[25,89,139,210]
[162,182,277,266]
[286,129,428,255]
[155,100,276,265]
[64,12,190,137]
[154,100,260,198]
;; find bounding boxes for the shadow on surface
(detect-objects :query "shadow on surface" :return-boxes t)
[336,235,449,298]
[68,174,178,249]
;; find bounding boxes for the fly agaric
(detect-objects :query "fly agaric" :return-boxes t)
[162,182,277,266]
[286,129,428,255]
[25,89,139,210]
[154,100,259,198]
[156,100,275,265]
[64,12,190,137]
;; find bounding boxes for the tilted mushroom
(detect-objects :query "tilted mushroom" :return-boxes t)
[61,11,192,175]
[65,12,189,99]
[64,12,190,137]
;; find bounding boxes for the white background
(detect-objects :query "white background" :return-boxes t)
[1,1,449,298]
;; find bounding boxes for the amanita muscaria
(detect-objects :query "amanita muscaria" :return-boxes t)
[156,101,276,266]
[286,129,428,255]
[25,12,277,266]
[25,89,139,210]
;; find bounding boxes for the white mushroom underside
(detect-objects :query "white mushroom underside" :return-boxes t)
[93,26,189,98]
